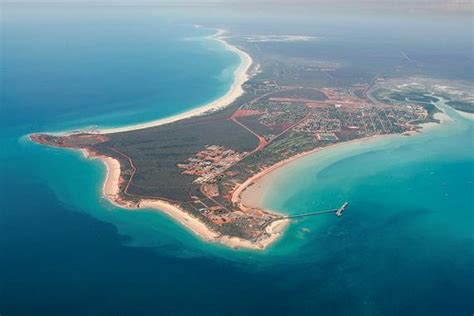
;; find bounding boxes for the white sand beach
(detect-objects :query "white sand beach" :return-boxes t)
[98,153,285,250]
[83,32,288,249]
[95,29,253,134]
[37,28,459,251]
[237,110,450,210]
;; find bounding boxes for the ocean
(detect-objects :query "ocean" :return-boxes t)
[1,4,473,315]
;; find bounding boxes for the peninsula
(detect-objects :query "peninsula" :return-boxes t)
[31,29,473,249]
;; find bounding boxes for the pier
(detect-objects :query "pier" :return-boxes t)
[283,202,349,219]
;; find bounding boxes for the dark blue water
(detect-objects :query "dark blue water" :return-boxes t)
[1,4,473,315]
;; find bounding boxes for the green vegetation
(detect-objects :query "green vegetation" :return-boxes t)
[32,39,473,244]
[99,117,258,201]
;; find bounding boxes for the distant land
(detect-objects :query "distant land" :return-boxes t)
[31,28,474,249]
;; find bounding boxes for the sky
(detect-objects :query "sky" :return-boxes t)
[4,0,472,4]
[2,0,472,14]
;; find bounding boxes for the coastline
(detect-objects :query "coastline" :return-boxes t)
[32,28,285,250]
[77,102,450,250]
[98,153,287,250]
[93,29,253,135]
[91,29,288,250]
[234,135,389,210]
[28,28,463,250]
[456,109,474,120]
[98,154,217,240]
[236,109,451,210]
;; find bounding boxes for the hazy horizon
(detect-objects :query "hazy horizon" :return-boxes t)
[3,0,472,7]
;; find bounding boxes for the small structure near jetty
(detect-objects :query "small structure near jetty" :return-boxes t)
[282,202,349,220]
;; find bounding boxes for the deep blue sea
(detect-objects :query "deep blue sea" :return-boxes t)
[1,4,473,315]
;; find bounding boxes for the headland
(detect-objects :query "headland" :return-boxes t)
[30,29,473,250]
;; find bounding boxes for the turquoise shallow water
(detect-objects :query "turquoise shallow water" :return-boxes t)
[1,5,473,315]
[262,105,474,255]
[1,5,243,259]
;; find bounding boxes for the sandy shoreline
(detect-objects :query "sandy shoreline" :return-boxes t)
[94,29,253,135]
[98,153,286,250]
[98,155,218,240]
[456,109,474,120]
[33,27,284,250]
[102,157,121,199]
[83,31,287,250]
[140,196,289,249]
[92,104,450,250]
[234,135,387,209]
[31,27,462,250]
[236,110,451,210]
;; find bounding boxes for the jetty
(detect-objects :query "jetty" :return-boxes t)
[283,202,349,219]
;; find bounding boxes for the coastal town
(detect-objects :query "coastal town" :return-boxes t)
[7,0,474,313]
[30,31,471,250]
[31,81,438,248]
